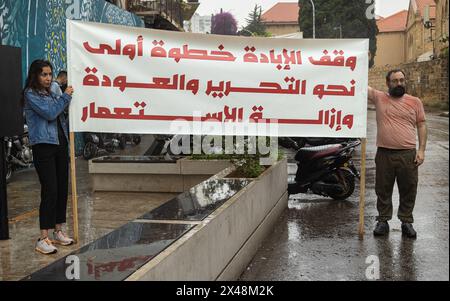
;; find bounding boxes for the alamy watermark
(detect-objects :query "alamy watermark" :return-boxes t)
[65,255,80,280]
[166,116,280,166]
[365,0,377,20]
[366,0,392,20]
[365,255,380,280]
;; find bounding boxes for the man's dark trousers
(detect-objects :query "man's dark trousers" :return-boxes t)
[375,147,418,223]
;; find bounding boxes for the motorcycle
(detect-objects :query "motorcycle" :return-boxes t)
[116,134,142,150]
[288,140,361,200]
[279,137,358,151]
[279,137,302,150]
[4,125,33,183]
[83,132,120,160]
[304,137,358,146]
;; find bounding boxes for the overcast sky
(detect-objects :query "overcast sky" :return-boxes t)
[197,0,410,28]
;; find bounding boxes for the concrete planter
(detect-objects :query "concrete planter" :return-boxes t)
[89,156,233,193]
[126,157,288,281]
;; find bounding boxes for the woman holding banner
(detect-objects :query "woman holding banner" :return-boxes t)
[23,60,75,254]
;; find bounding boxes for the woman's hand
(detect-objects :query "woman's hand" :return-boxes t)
[65,86,74,96]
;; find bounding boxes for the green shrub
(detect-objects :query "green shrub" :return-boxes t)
[190,137,283,178]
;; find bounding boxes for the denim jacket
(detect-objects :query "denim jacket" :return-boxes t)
[23,88,71,146]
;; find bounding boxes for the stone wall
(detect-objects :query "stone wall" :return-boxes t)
[369,58,449,108]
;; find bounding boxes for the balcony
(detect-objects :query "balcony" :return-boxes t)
[127,0,200,31]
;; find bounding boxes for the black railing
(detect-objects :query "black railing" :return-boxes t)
[128,0,183,28]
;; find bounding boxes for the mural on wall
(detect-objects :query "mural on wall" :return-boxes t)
[0,1,29,52]
[1,0,143,80]
[0,0,144,153]
[46,0,67,75]
[103,2,139,25]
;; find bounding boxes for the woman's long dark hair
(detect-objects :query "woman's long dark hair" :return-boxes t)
[21,59,53,105]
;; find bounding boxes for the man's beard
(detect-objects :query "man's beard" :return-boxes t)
[389,85,406,98]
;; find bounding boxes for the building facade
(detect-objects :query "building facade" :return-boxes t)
[374,10,408,67]
[406,0,436,62]
[126,0,200,31]
[374,0,449,66]
[434,0,449,57]
[261,2,300,36]
[184,13,211,33]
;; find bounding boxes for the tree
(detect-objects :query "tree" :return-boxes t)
[298,0,378,67]
[211,11,238,35]
[241,4,270,37]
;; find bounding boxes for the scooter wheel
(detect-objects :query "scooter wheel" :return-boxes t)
[329,169,355,201]
[5,162,12,183]
[83,142,98,160]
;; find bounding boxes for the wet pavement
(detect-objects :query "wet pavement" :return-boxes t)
[24,222,195,281]
[1,110,448,281]
[1,135,182,280]
[23,177,253,281]
[240,110,449,281]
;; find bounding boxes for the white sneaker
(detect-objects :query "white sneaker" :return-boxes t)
[52,230,74,246]
[35,237,58,255]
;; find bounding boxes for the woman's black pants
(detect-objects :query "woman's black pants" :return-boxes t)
[32,140,69,230]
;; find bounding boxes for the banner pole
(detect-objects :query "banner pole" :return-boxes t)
[358,138,367,237]
[69,132,79,243]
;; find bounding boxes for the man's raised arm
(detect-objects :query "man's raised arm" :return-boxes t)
[368,86,378,104]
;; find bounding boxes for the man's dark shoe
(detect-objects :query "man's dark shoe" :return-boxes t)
[373,221,389,236]
[401,223,417,239]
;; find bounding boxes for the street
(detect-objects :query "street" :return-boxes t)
[240,110,449,281]
[1,110,448,281]
[0,0,448,285]
[0,135,178,280]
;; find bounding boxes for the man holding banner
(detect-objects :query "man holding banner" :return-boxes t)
[368,70,428,239]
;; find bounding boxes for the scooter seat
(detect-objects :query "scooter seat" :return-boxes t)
[295,144,342,161]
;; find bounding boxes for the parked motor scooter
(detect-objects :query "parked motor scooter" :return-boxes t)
[83,132,120,160]
[116,134,142,149]
[288,140,361,200]
[3,125,33,183]
[290,137,359,148]
[279,137,301,150]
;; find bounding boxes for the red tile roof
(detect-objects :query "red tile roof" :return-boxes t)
[377,10,408,32]
[412,0,436,18]
[261,2,300,24]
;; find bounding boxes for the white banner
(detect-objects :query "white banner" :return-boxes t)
[67,20,368,137]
